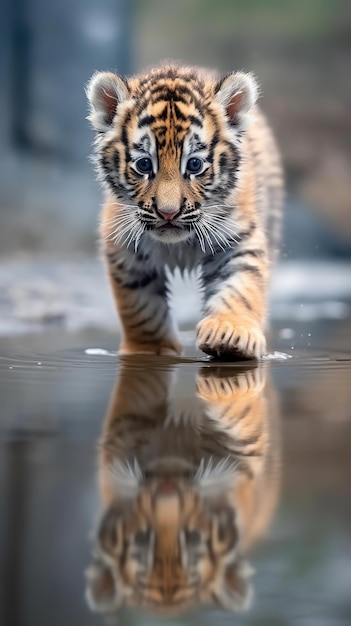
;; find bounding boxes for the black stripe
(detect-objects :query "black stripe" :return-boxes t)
[176,83,204,103]
[121,112,131,162]
[202,253,233,281]
[151,92,188,106]
[173,102,187,121]
[127,315,153,330]
[136,251,150,262]
[238,221,256,239]
[189,115,203,127]
[123,270,158,290]
[233,405,252,422]
[109,258,125,272]
[113,151,120,171]
[122,300,149,318]
[152,87,203,112]
[207,131,219,163]
[232,248,265,259]
[158,105,169,120]
[138,115,155,127]
[234,433,260,446]
[203,263,233,285]
[230,450,263,458]
[233,289,253,311]
[140,325,163,338]
[218,295,232,309]
[219,153,227,169]
[233,263,263,280]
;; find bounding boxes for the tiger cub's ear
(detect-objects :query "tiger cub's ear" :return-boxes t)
[214,559,254,612]
[215,72,259,131]
[86,71,130,132]
[85,559,122,613]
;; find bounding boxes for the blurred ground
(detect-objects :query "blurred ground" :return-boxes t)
[0,256,350,341]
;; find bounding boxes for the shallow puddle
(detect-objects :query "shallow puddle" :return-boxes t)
[0,321,351,625]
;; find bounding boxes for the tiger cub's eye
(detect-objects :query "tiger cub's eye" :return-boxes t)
[134,529,151,547]
[185,528,201,546]
[135,157,153,174]
[186,157,204,174]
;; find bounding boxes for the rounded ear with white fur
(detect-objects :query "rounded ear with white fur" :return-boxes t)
[212,559,254,612]
[85,559,123,613]
[86,71,130,132]
[215,72,259,131]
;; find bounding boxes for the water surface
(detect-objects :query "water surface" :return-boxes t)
[0,322,351,625]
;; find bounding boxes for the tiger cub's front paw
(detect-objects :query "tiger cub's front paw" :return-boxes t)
[196,314,266,360]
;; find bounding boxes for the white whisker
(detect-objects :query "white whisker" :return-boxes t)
[134,224,145,252]
[104,215,137,225]
[105,218,135,232]
[206,222,239,243]
[204,216,241,241]
[105,221,134,242]
[194,223,206,253]
[103,214,131,225]
[125,222,141,249]
[109,202,139,209]
[111,220,138,246]
[203,223,226,251]
[106,211,140,227]
[205,211,240,229]
[198,222,215,254]
[198,212,242,252]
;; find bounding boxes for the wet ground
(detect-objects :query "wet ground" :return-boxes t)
[0,312,351,626]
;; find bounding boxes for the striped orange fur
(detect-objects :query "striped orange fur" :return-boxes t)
[87,64,283,359]
[86,363,280,615]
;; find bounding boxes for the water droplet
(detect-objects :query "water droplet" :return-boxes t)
[85,348,114,356]
[262,351,292,361]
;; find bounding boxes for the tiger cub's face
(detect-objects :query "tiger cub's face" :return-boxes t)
[87,65,258,245]
[86,463,252,614]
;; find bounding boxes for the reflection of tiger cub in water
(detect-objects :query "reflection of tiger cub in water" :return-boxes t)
[86,363,280,615]
[87,64,283,359]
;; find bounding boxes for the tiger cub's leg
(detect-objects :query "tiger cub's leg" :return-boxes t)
[197,230,269,360]
[105,248,182,356]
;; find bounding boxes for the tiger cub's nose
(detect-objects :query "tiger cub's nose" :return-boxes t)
[157,208,180,221]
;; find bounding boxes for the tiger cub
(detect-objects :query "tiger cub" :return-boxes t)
[87,64,283,359]
[86,363,280,615]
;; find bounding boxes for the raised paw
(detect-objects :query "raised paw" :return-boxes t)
[196,315,266,360]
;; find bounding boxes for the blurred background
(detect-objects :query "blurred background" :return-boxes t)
[1,0,351,258]
[0,0,351,334]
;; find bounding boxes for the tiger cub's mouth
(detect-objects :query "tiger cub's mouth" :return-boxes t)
[146,220,193,243]
[158,222,182,230]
